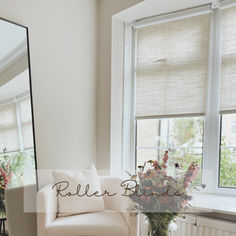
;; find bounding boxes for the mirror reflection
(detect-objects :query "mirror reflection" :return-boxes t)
[0,18,37,215]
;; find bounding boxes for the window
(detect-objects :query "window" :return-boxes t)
[137,117,203,185]
[0,93,35,187]
[221,5,236,114]
[231,121,236,134]
[135,12,210,186]
[125,2,236,194]
[218,4,236,189]
[220,114,236,188]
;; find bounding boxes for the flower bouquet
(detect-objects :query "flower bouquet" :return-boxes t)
[0,161,12,218]
[127,151,201,236]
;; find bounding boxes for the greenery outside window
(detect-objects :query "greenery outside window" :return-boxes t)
[220,114,236,188]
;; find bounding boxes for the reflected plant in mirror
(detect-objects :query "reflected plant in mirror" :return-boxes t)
[0,18,37,217]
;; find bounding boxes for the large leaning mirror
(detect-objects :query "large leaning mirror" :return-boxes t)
[0,18,37,217]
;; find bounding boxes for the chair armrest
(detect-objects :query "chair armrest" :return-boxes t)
[37,184,57,236]
[122,211,138,236]
[99,177,138,236]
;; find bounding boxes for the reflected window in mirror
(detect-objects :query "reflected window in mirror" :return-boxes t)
[0,19,37,189]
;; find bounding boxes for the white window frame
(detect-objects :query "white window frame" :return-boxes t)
[123,0,236,196]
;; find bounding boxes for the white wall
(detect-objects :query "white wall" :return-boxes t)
[97,0,143,172]
[0,0,98,185]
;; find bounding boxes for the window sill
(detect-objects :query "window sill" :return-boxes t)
[190,192,236,216]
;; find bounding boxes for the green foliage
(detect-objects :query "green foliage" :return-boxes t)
[2,152,23,187]
[168,149,202,185]
[171,117,203,146]
[170,118,236,187]
[0,151,33,188]
[220,138,236,188]
[145,212,177,236]
[0,189,5,214]
[0,150,35,214]
[172,119,195,146]
[167,117,203,185]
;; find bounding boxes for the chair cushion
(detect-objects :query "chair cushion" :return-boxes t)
[52,166,105,217]
[46,210,129,236]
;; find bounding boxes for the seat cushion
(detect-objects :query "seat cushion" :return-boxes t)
[46,210,129,236]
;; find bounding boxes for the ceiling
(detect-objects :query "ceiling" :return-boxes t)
[0,69,30,102]
[114,0,212,22]
[0,19,26,62]
[0,19,29,102]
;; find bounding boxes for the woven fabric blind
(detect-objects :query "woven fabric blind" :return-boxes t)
[136,14,210,118]
[221,6,236,113]
[0,103,19,153]
[19,96,34,149]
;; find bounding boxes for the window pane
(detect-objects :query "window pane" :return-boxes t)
[136,116,203,184]
[221,114,236,146]
[168,148,202,185]
[169,117,204,147]
[220,114,236,188]
[0,150,36,188]
[220,148,236,188]
[136,149,158,168]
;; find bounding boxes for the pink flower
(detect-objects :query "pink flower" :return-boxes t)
[153,161,162,170]
[180,200,188,209]
[162,196,173,204]
[162,170,167,176]
[162,151,169,169]
[141,195,151,204]
[0,167,8,189]
[183,162,200,188]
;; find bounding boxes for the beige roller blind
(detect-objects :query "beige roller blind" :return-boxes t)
[136,13,210,118]
[0,103,19,153]
[221,6,236,114]
[19,96,34,149]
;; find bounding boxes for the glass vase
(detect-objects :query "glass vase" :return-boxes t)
[0,188,6,219]
[0,210,6,219]
[146,213,176,236]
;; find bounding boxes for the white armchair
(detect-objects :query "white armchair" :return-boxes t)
[37,176,138,236]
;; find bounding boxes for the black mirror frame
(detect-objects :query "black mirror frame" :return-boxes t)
[0,16,38,190]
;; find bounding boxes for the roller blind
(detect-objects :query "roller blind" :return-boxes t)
[221,6,236,113]
[0,103,19,153]
[19,96,34,149]
[136,13,210,118]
